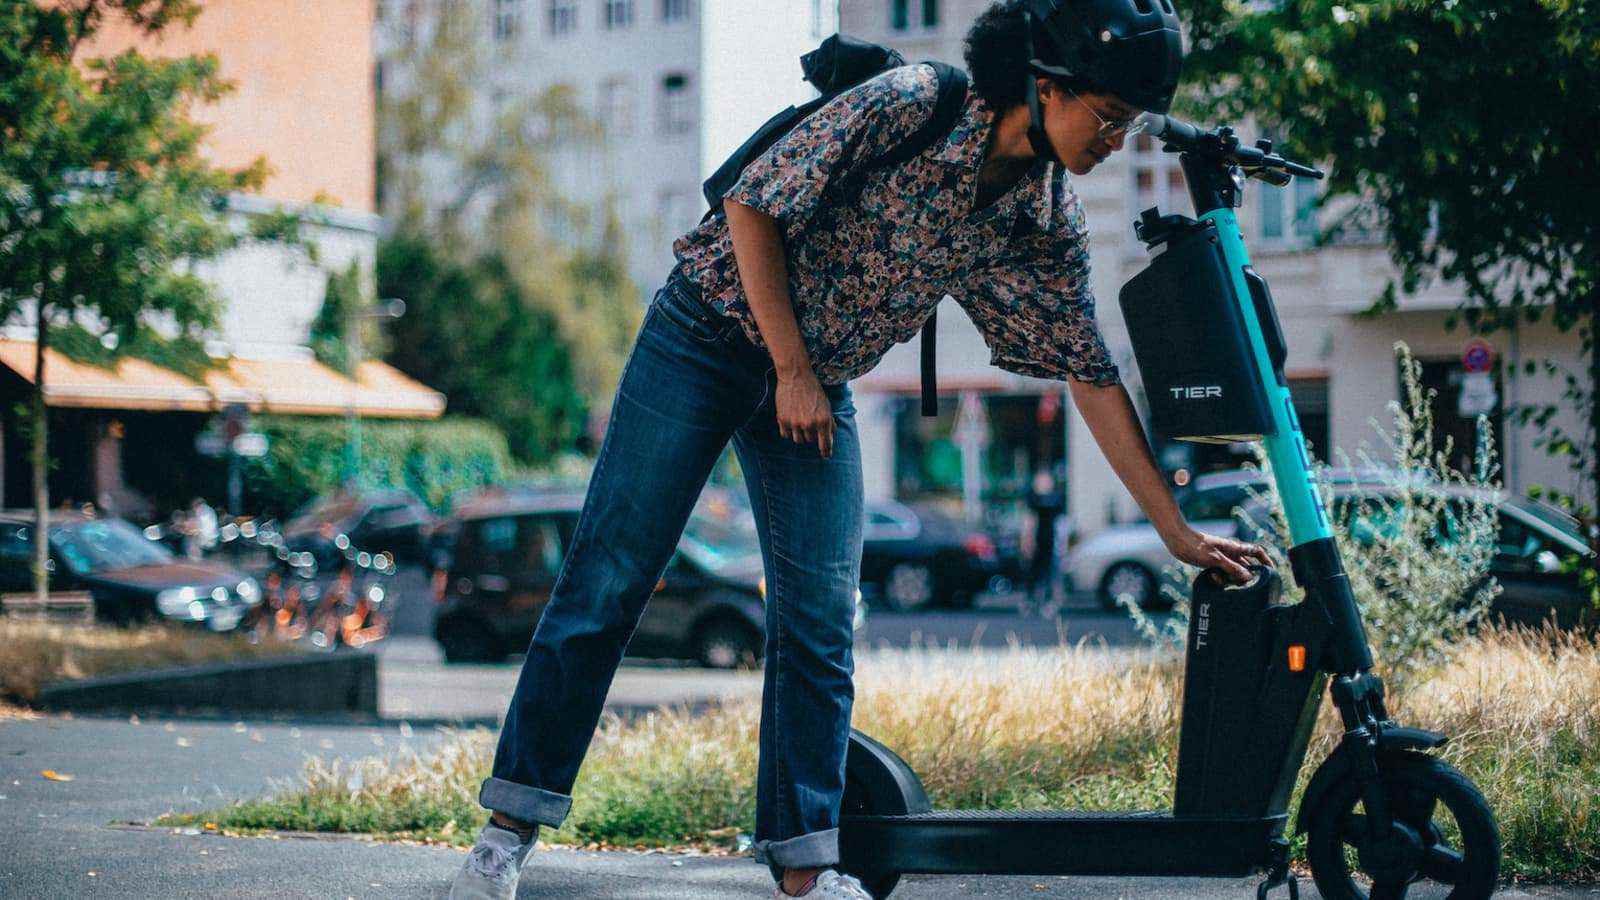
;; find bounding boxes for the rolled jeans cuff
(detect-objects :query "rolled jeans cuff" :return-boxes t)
[478,776,573,829]
[752,827,839,873]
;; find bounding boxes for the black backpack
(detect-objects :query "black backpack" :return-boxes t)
[701,34,969,418]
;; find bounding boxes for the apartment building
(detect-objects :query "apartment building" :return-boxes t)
[0,1,443,515]
[377,0,838,297]
[840,0,1581,532]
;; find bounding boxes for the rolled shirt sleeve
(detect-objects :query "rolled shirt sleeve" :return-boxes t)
[721,65,938,234]
[957,187,1121,386]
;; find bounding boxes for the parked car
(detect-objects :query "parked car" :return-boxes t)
[0,510,261,630]
[281,489,436,569]
[1236,484,1596,630]
[428,489,865,667]
[859,500,1017,612]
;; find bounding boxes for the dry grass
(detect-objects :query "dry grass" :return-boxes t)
[0,618,304,704]
[165,628,1600,880]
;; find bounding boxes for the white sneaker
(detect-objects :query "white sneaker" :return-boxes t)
[449,822,536,900]
[772,869,875,899]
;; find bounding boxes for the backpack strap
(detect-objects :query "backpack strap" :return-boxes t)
[868,61,968,419]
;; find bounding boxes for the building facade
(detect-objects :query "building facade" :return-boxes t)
[376,0,836,298]
[839,0,1581,535]
[0,0,443,517]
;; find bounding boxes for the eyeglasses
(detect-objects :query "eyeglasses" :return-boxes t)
[1067,89,1148,140]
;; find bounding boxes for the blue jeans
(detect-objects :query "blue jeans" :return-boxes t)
[478,270,864,874]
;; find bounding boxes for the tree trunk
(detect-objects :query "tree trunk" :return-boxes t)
[32,310,49,604]
[1590,296,1600,610]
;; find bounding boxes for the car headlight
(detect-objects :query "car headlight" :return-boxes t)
[156,587,201,618]
[237,578,261,605]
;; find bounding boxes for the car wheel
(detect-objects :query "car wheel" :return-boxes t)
[882,563,936,612]
[694,618,762,670]
[437,618,503,664]
[1099,562,1160,611]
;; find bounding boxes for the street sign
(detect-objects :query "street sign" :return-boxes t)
[231,433,270,458]
[1458,370,1498,418]
[1462,338,1495,374]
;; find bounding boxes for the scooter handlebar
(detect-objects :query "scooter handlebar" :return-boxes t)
[1140,113,1325,180]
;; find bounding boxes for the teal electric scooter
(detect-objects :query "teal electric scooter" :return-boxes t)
[837,116,1503,899]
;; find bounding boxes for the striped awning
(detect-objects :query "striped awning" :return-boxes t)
[0,340,445,419]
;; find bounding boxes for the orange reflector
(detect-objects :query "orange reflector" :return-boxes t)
[1287,645,1307,672]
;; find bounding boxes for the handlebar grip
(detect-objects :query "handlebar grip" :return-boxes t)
[1143,113,1202,149]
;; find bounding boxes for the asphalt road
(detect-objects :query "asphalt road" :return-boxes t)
[5,714,1592,899]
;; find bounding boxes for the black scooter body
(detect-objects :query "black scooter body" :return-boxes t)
[839,569,1323,880]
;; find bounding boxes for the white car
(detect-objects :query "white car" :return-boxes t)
[1062,470,1263,610]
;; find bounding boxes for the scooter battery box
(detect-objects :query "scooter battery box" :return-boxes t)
[1117,221,1274,444]
[1174,567,1322,819]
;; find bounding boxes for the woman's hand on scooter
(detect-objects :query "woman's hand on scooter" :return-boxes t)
[1164,527,1272,584]
[774,367,836,458]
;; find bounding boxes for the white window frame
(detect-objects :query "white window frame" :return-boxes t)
[548,0,578,35]
[598,76,635,137]
[659,72,695,136]
[603,0,634,29]
[493,0,525,41]
[661,0,690,23]
[889,0,940,32]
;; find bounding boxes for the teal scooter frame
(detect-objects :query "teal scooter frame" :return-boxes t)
[836,116,1503,900]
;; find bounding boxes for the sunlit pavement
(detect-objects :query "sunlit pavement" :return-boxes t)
[1,713,1590,899]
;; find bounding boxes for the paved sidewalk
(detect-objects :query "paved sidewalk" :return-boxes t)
[2,713,1595,899]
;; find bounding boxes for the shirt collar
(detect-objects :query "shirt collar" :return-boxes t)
[929,91,994,170]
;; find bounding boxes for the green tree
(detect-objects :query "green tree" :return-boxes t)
[0,0,300,601]
[376,0,641,418]
[1177,0,1599,591]
[378,232,587,464]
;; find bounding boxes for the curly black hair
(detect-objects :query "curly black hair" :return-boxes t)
[963,1,1098,111]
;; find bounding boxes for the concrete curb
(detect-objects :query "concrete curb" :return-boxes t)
[33,651,379,716]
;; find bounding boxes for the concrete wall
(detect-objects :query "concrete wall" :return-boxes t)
[82,0,377,213]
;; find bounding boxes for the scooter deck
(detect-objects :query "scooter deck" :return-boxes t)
[839,809,1285,877]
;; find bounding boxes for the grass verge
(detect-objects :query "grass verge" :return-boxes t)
[0,618,305,705]
[159,627,1599,882]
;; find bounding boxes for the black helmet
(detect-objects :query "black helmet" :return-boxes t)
[1023,0,1184,114]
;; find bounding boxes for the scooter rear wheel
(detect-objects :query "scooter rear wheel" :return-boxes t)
[1305,751,1499,900]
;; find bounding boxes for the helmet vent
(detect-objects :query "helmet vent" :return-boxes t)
[1132,0,1154,13]
[1158,0,1175,13]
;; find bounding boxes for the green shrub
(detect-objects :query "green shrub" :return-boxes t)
[242,415,513,515]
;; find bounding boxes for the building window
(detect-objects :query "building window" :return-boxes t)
[493,0,525,41]
[662,0,689,23]
[598,77,635,137]
[1129,131,1187,222]
[659,72,694,135]
[890,0,938,30]
[603,0,633,29]
[548,0,577,34]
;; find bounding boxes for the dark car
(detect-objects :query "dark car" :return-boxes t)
[0,511,261,630]
[282,489,436,569]
[430,489,778,667]
[1237,485,1596,630]
[859,500,1017,611]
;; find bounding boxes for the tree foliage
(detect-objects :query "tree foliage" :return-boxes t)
[376,0,641,414]
[1177,0,1600,600]
[378,232,587,465]
[0,0,301,599]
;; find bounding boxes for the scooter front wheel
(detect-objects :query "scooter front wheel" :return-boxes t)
[1305,751,1499,900]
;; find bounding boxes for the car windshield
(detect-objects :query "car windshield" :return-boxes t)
[680,508,762,575]
[1511,498,1584,543]
[51,519,173,575]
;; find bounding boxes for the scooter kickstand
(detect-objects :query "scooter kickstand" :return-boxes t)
[1255,867,1299,900]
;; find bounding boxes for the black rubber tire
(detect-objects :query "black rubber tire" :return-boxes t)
[437,617,503,664]
[692,617,762,670]
[837,731,929,898]
[1098,561,1158,611]
[1306,751,1500,900]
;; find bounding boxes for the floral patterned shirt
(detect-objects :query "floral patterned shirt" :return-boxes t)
[671,63,1120,387]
